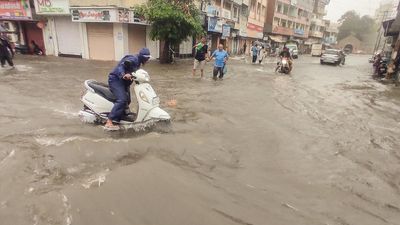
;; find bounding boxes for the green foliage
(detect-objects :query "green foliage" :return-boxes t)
[337,10,375,41]
[135,0,205,45]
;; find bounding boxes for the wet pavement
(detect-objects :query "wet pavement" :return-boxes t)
[1,54,400,225]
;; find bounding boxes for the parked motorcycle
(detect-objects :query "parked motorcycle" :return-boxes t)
[374,57,389,77]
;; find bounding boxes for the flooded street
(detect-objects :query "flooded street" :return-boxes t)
[1,54,400,225]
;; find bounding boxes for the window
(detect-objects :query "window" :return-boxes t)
[277,2,283,14]
[281,19,287,27]
[257,3,261,16]
[224,2,231,10]
[288,21,293,28]
[251,0,256,12]
[283,4,289,15]
[273,17,280,26]
[233,6,239,20]
[262,6,266,17]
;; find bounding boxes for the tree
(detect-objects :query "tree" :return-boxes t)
[337,10,376,41]
[136,0,205,63]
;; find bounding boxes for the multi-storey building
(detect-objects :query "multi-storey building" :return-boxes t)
[204,0,265,55]
[306,0,329,45]
[264,0,314,47]
[246,0,267,44]
[323,20,338,45]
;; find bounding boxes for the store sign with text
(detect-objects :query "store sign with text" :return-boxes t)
[34,0,69,15]
[247,23,263,32]
[71,8,117,22]
[222,24,231,37]
[0,0,32,20]
[71,8,147,24]
[294,28,304,36]
[208,17,223,33]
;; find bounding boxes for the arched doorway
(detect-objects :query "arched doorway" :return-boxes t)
[344,44,353,53]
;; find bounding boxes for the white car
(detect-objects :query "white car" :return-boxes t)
[320,49,345,65]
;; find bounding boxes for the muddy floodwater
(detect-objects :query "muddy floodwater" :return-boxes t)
[1,55,400,225]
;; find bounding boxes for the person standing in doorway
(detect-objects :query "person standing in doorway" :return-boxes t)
[0,34,14,68]
[192,37,209,78]
[251,44,258,64]
[209,43,229,80]
[243,42,247,55]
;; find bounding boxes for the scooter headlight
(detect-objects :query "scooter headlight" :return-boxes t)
[145,74,150,82]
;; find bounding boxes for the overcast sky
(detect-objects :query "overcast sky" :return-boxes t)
[326,0,382,22]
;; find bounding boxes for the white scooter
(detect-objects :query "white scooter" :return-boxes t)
[78,69,171,130]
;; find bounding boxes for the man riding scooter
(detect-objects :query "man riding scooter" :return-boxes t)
[105,48,151,130]
[279,46,293,71]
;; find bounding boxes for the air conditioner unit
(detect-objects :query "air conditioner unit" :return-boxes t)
[3,21,17,32]
[6,33,18,42]
[212,9,220,17]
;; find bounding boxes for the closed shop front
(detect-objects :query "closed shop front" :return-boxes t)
[128,24,146,54]
[54,16,81,56]
[0,0,36,53]
[87,23,114,60]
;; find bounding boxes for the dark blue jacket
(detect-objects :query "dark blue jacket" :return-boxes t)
[109,55,141,79]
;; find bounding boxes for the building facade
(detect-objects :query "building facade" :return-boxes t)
[33,0,83,57]
[323,20,338,45]
[264,0,315,49]
[68,0,160,61]
[307,0,329,45]
[203,0,256,55]
[0,0,45,54]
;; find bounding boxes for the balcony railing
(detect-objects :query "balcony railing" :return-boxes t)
[311,18,326,27]
[309,30,324,38]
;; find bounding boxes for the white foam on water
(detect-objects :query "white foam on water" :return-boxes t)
[14,64,33,72]
[61,193,72,225]
[53,109,79,119]
[34,136,84,147]
[81,169,110,189]
[0,150,15,169]
[34,135,132,147]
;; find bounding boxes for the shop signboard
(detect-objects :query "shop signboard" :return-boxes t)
[222,24,231,37]
[208,17,223,33]
[0,0,32,20]
[294,28,304,36]
[34,0,69,15]
[71,8,117,22]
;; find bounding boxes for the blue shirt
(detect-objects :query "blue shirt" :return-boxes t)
[109,55,140,79]
[251,46,258,56]
[212,50,229,68]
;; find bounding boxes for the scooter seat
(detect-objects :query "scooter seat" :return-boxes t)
[87,81,117,102]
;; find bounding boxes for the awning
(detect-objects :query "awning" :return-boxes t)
[383,19,396,37]
[269,35,285,43]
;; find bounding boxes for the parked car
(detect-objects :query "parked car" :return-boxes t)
[320,49,345,65]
